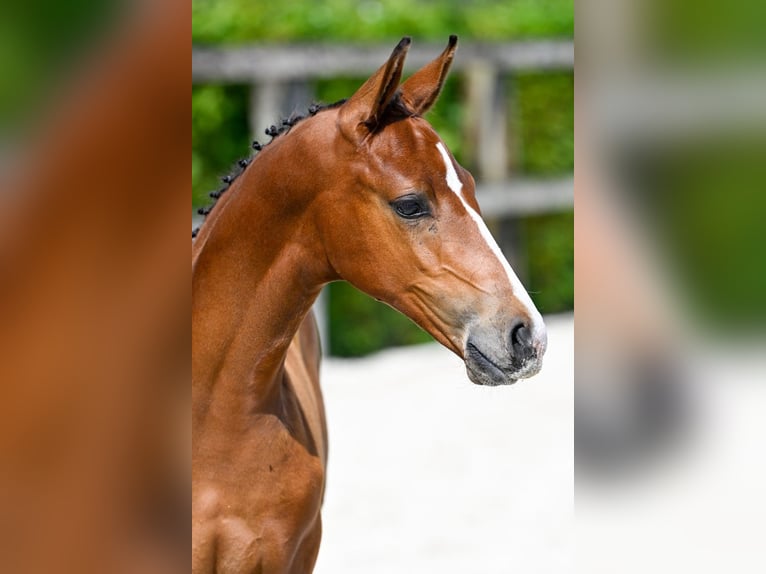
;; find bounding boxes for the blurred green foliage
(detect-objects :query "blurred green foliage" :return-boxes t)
[627,138,766,332]
[0,0,120,129]
[522,212,574,313]
[515,72,574,174]
[192,0,573,44]
[327,283,434,355]
[192,0,573,356]
[649,0,766,64]
[192,85,251,206]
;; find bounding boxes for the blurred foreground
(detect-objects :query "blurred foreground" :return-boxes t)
[1,1,188,573]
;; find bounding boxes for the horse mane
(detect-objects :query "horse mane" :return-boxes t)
[192,98,347,239]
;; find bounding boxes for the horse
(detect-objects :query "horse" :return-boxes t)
[192,36,547,574]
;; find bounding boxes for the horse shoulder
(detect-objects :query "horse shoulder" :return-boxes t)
[192,416,324,574]
[284,311,328,468]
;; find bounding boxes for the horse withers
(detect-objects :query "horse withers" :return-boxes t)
[192,36,547,574]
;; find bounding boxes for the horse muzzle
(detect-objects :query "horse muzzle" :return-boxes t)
[463,319,547,386]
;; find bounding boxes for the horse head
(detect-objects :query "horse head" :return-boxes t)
[246,37,547,386]
[297,36,546,386]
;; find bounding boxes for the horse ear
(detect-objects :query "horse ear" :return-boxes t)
[399,35,458,116]
[338,37,411,143]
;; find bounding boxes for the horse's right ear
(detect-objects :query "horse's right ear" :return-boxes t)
[338,37,411,144]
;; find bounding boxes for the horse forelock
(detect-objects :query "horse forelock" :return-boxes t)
[365,92,417,132]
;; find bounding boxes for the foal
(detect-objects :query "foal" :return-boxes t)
[192,36,546,573]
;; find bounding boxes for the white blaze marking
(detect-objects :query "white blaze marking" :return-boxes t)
[435,142,544,333]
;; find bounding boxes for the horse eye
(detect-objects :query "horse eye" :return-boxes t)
[392,197,429,219]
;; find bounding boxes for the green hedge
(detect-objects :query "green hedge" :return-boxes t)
[193,0,573,44]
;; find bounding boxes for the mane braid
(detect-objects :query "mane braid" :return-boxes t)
[192,98,346,240]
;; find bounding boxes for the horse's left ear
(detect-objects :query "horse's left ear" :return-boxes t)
[399,35,458,116]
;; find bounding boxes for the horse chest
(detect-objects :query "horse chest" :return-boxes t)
[192,415,324,574]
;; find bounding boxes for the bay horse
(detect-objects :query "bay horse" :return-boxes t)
[192,36,547,573]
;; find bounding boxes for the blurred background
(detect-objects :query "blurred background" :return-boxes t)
[577,0,766,572]
[191,0,574,356]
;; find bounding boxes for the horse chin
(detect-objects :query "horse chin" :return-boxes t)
[464,348,519,387]
[463,342,543,386]
[466,365,519,387]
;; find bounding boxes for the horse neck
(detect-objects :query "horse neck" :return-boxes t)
[192,134,332,431]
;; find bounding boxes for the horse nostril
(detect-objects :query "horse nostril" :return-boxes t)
[510,322,534,359]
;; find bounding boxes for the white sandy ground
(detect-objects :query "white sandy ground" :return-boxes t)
[313,314,573,574]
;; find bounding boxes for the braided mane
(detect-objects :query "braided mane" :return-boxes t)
[192,99,347,239]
